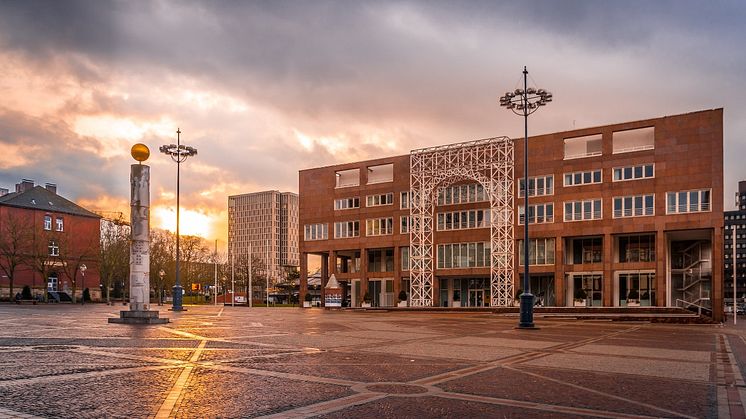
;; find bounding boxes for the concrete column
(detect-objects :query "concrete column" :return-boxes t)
[320,253,328,307]
[129,164,150,312]
[554,235,565,307]
[656,229,667,307]
[711,227,724,322]
[300,252,308,303]
[360,247,368,305]
[603,233,613,307]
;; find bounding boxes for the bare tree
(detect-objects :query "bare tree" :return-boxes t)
[99,220,130,303]
[0,211,32,299]
[31,229,58,301]
[60,220,100,304]
[150,229,175,305]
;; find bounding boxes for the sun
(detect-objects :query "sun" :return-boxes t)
[153,206,212,238]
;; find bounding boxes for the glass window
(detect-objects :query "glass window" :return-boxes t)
[55,217,64,231]
[44,215,52,230]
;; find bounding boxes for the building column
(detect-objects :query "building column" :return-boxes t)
[712,227,724,322]
[656,229,667,307]
[360,247,368,306]
[393,246,401,299]
[603,233,613,307]
[320,253,328,307]
[554,235,565,307]
[299,252,308,304]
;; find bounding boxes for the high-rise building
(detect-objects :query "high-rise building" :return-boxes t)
[298,109,725,321]
[228,190,299,289]
[724,181,746,302]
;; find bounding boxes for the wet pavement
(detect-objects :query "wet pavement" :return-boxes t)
[0,304,744,418]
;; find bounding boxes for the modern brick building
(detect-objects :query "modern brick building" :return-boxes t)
[228,190,299,295]
[725,181,746,303]
[299,109,724,320]
[0,180,101,301]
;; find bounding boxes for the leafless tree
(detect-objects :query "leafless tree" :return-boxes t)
[0,211,33,299]
[99,220,130,303]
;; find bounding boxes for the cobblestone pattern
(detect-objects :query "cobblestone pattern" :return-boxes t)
[0,304,744,418]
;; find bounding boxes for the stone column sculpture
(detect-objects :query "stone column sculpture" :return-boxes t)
[109,144,168,324]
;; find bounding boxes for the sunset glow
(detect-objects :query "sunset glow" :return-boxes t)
[0,0,744,249]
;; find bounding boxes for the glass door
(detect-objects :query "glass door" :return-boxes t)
[468,289,485,307]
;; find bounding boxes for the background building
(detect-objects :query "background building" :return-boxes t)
[299,109,724,320]
[228,190,299,298]
[0,179,101,301]
[725,181,746,302]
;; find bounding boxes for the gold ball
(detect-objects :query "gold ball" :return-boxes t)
[131,143,150,162]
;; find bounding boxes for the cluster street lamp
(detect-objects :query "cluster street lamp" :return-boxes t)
[500,66,552,329]
[160,129,198,312]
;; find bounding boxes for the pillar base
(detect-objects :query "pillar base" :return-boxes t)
[108,310,169,325]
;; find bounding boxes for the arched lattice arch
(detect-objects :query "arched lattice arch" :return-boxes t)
[409,137,514,307]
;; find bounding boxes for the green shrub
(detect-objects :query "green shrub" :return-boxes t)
[304,292,313,302]
[398,290,407,301]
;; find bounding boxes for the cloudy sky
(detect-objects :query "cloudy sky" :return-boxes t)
[0,0,744,246]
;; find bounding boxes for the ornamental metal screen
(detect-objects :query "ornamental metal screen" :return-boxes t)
[409,137,515,307]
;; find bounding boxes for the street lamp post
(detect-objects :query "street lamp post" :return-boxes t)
[79,264,87,305]
[500,66,552,329]
[160,129,198,312]
[159,269,166,306]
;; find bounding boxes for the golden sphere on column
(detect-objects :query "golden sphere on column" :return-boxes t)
[131,143,150,162]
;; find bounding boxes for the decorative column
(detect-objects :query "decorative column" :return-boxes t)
[109,144,168,324]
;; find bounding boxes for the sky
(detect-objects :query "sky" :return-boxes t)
[0,0,745,249]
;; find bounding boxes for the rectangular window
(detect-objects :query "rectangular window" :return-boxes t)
[44,215,52,230]
[618,234,656,263]
[401,247,410,271]
[519,204,554,225]
[437,183,487,206]
[666,189,711,214]
[400,191,410,209]
[613,194,654,218]
[436,209,491,230]
[55,217,64,232]
[564,199,602,222]
[367,163,394,184]
[564,169,602,187]
[518,238,556,266]
[612,126,655,154]
[48,240,59,257]
[335,168,359,188]
[564,133,603,160]
[568,237,603,264]
[366,193,394,207]
[366,217,393,236]
[437,242,491,269]
[519,175,554,197]
[303,224,328,241]
[334,197,360,210]
[613,164,654,182]
[400,216,411,234]
[334,221,360,238]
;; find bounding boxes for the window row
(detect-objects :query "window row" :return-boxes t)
[518,203,554,225]
[613,195,654,218]
[564,169,602,187]
[366,217,394,236]
[518,238,555,266]
[613,164,654,182]
[437,183,488,206]
[334,197,360,210]
[437,209,491,231]
[367,193,394,207]
[519,175,554,197]
[43,215,64,231]
[304,224,328,241]
[666,190,711,214]
[335,164,394,188]
[564,199,602,221]
[563,126,654,160]
[334,221,360,238]
[437,242,492,269]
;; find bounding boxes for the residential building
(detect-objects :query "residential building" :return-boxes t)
[725,181,746,302]
[0,180,102,300]
[228,190,299,297]
[299,109,724,320]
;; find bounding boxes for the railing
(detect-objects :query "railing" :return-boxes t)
[675,298,711,316]
[564,151,603,160]
[613,144,654,154]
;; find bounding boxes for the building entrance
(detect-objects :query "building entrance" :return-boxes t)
[468,289,485,307]
[617,272,655,306]
[567,273,603,307]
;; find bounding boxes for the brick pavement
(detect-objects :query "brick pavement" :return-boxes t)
[0,304,744,418]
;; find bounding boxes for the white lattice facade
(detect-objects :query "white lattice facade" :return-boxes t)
[409,138,515,307]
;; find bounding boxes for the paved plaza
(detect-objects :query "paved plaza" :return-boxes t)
[0,305,744,418]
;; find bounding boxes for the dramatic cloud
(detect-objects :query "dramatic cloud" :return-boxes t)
[0,0,745,245]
